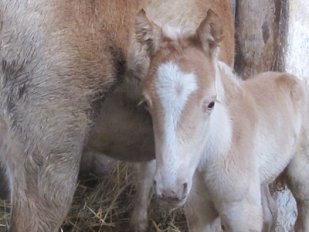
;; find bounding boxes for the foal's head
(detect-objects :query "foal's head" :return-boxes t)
[135,9,225,206]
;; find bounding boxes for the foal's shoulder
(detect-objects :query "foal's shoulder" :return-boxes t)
[273,72,305,102]
[254,71,305,102]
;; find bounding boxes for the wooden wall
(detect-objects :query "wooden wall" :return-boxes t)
[234,0,288,78]
[284,0,309,80]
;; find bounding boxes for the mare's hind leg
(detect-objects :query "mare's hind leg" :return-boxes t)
[3,109,89,232]
[130,160,156,232]
[0,120,9,199]
[286,152,309,231]
[0,165,9,199]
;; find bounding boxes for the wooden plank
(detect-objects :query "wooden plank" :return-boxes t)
[234,0,309,80]
[285,0,309,80]
[234,0,288,78]
[230,0,236,17]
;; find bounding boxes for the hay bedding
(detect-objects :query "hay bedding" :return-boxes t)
[0,162,187,232]
[0,161,296,232]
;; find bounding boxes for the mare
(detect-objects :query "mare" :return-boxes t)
[0,0,148,231]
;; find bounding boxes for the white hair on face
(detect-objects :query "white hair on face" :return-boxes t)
[156,61,197,145]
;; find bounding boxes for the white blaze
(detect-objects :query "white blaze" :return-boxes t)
[155,61,197,166]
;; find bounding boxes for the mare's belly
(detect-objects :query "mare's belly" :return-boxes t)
[87,91,155,162]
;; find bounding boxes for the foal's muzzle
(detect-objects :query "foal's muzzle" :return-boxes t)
[153,179,189,207]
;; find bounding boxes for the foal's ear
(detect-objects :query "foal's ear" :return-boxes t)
[135,9,162,57]
[196,9,224,55]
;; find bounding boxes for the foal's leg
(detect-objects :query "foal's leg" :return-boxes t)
[286,152,309,231]
[220,201,263,232]
[130,160,156,232]
[219,182,263,232]
[185,197,220,232]
[261,184,277,232]
[184,174,220,232]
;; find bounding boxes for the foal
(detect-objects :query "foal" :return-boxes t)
[135,9,309,232]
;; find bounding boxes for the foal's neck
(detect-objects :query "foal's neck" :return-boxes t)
[217,61,242,101]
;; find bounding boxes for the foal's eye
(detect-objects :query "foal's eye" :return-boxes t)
[202,96,216,113]
[208,101,215,109]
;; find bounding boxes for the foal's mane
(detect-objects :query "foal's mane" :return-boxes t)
[217,61,240,84]
[216,60,242,102]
